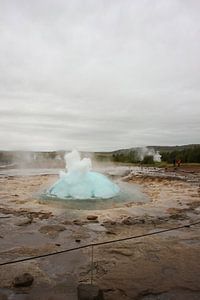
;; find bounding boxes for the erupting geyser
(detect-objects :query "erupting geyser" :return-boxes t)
[46,150,120,199]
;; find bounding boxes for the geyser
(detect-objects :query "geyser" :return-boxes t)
[46,150,120,200]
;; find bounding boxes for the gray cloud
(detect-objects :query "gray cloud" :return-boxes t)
[0,0,200,151]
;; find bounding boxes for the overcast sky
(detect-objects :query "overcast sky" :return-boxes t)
[0,0,199,151]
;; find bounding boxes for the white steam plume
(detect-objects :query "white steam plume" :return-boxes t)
[137,147,161,162]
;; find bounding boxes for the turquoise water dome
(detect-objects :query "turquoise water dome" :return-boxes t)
[46,150,120,199]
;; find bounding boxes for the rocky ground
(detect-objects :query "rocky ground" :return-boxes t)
[0,166,199,299]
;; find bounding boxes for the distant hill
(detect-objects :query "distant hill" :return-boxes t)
[147,144,200,152]
[110,144,200,154]
[0,144,200,166]
[109,144,200,164]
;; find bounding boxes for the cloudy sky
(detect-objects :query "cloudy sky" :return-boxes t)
[0,0,199,151]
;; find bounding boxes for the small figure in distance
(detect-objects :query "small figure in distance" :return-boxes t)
[173,158,176,167]
[177,159,181,167]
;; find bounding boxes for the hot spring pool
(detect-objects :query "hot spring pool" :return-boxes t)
[40,181,150,210]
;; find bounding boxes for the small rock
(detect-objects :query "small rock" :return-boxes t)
[13,273,34,287]
[87,215,98,221]
[77,284,104,300]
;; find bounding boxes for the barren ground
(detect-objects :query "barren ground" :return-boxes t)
[0,166,200,300]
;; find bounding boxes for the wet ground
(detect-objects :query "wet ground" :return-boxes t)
[0,166,200,299]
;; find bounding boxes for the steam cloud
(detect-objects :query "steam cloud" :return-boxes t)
[137,147,161,162]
